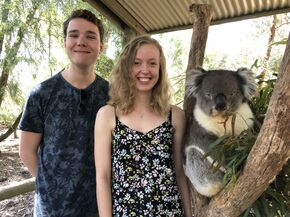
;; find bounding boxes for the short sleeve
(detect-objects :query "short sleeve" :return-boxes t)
[18,86,44,133]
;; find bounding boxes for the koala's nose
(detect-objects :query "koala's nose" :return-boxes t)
[214,94,227,111]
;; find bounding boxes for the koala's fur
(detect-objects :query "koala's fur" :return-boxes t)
[184,67,256,197]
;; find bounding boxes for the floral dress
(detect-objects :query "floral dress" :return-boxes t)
[111,112,184,217]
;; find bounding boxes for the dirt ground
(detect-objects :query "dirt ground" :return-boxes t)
[0,127,34,217]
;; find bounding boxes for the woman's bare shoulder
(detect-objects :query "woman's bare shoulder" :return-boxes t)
[96,104,115,127]
[171,105,185,127]
[171,105,185,117]
[98,104,115,115]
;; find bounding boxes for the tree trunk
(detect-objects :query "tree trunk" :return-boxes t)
[183,3,212,124]
[0,112,22,142]
[0,1,40,108]
[259,15,277,82]
[0,178,35,201]
[182,4,213,216]
[0,0,11,55]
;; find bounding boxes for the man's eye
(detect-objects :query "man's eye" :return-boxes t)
[68,34,78,38]
[88,35,96,39]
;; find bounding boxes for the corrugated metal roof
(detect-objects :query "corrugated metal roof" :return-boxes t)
[85,0,290,34]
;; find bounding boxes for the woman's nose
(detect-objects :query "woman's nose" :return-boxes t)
[141,64,149,73]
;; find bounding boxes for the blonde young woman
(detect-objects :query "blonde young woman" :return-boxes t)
[94,35,192,216]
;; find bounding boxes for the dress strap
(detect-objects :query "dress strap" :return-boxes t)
[168,108,172,123]
[114,105,118,124]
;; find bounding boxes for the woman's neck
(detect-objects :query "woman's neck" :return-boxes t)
[133,93,152,111]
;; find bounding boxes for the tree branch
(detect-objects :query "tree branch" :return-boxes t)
[0,112,22,142]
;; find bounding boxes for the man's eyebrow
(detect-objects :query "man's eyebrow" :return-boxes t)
[67,29,79,34]
[86,30,97,35]
[67,30,97,35]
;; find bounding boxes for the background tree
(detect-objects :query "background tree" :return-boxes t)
[0,0,122,140]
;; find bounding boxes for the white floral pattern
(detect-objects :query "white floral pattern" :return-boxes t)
[111,114,184,216]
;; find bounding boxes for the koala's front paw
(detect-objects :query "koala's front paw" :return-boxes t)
[185,145,224,197]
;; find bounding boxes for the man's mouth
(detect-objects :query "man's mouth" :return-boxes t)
[74,50,90,53]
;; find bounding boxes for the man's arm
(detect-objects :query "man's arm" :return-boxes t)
[19,131,42,177]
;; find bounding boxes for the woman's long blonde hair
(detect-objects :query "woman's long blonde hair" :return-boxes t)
[108,35,171,116]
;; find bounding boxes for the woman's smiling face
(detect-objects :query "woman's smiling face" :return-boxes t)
[132,43,160,93]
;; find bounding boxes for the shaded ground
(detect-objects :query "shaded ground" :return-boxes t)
[0,126,34,217]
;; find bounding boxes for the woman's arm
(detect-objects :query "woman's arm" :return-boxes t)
[94,105,115,217]
[172,105,193,217]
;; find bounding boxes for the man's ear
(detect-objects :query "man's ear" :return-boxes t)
[99,43,104,54]
[64,38,67,48]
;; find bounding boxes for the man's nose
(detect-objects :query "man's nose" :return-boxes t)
[77,36,87,46]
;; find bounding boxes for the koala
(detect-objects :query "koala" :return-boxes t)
[184,67,257,197]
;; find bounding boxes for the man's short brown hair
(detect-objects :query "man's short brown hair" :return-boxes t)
[63,9,104,43]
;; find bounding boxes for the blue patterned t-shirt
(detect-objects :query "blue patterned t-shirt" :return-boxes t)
[19,70,109,217]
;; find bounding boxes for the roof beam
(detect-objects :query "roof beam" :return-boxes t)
[150,7,290,34]
[85,0,147,34]
[84,0,126,30]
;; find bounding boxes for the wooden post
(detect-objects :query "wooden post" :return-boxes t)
[122,27,138,47]
[183,3,212,132]
[183,4,213,216]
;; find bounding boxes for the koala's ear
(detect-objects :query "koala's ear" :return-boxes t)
[185,67,206,97]
[237,67,257,99]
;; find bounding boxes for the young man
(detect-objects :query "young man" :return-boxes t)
[19,9,109,217]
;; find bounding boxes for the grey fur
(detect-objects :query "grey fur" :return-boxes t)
[184,67,257,197]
